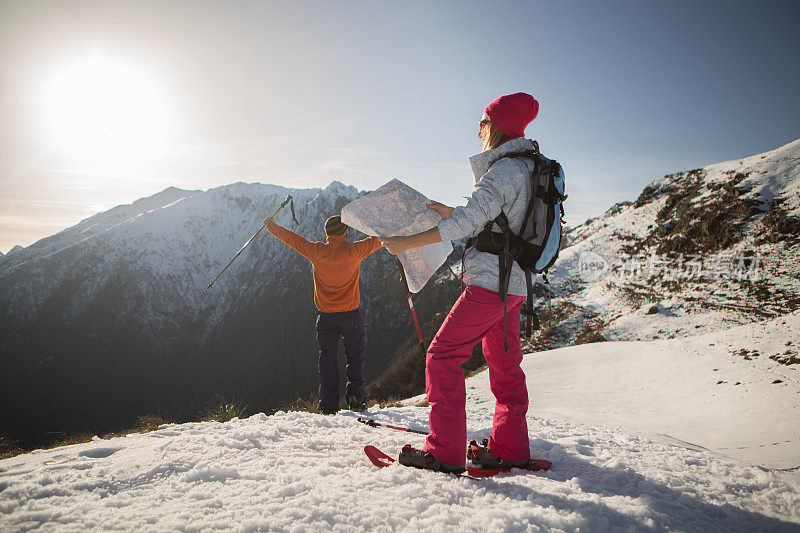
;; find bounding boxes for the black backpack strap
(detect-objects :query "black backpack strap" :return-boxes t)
[493,213,514,352]
[521,269,540,337]
[459,246,466,293]
[519,156,540,238]
[463,223,491,294]
[537,188,565,205]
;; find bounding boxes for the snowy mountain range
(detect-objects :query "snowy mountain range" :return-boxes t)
[1,139,799,530]
[1,137,798,455]
[0,181,459,447]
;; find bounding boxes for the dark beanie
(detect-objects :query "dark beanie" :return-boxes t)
[484,92,539,138]
[325,215,348,236]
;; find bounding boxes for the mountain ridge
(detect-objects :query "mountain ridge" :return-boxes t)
[0,178,458,447]
[536,138,800,349]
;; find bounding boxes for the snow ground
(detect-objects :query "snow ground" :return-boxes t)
[2,316,799,531]
[1,411,798,531]
[489,312,800,471]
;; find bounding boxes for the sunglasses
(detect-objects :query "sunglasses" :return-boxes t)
[477,118,491,138]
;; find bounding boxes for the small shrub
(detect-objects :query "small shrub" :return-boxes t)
[279,393,322,413]
[99,408,177,439]
[135,412,172,433]
[0,435,23,460]
[201,393,248,422]
[375,397,412,408]
[572,322,606,345]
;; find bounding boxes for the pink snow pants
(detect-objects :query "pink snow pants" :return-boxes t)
[422,285,529,466]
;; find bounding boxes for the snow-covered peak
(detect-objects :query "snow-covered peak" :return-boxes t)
[80,186,200,229]
[575,137,800,238]
[702,137,800,215]
[323,179,358,197]
[0,187,201,272]
[0,245,23,260]
[132,185,197,208]
[206,181,291,197]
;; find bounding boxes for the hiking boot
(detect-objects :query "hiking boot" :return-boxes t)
[319,407,339,415]
[398,445,465,474]
[467,439,531,468]
[347,395,367,412]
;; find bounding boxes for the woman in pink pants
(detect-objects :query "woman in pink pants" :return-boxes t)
[382,92,542,473]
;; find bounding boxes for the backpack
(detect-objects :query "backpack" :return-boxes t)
[465,141,567,350]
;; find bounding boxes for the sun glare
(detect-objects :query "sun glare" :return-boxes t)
[41,53,172,171]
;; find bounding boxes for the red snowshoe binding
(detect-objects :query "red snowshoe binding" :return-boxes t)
[398,445,466,474]
[468,439,544,469]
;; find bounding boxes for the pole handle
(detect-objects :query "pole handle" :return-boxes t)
[272,195,292,218]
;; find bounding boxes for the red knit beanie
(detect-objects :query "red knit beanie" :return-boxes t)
[484,92,539,138]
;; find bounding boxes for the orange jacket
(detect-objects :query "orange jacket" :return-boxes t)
[267,222,382,313]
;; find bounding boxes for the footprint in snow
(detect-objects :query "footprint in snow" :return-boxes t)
[79,447,121,459]
[531,439,555,451]
[575,445,595,457]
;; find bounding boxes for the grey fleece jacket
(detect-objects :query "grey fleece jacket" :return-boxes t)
[438,137,542,297]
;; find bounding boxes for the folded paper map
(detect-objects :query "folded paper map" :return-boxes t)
[341,179,452,293]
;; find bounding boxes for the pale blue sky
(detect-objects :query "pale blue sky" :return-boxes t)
[1,0,798,253]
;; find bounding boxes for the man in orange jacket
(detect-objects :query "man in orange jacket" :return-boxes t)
[263,214,382,414]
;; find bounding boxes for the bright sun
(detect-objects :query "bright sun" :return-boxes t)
[41,53,172,171]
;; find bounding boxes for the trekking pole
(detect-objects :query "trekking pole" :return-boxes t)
[446,263,459,281]
[206,194,294,290]
[395,259,425,349]
[357,417,428,435]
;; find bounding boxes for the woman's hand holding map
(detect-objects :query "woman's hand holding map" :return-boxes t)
[426,200,454,218]
[340,179,453,293]
[381,201,451,254]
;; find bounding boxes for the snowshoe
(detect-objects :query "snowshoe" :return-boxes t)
[467,439,532,469]
[398,445,465,474]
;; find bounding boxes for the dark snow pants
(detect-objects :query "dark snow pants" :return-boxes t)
[315,307,366,411]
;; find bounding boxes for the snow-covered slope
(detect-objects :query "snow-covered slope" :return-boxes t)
[541,138,800,346]
[475,312,800,471]
[2,316,799,531]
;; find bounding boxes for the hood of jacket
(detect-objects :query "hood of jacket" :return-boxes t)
[468,137,538,185]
